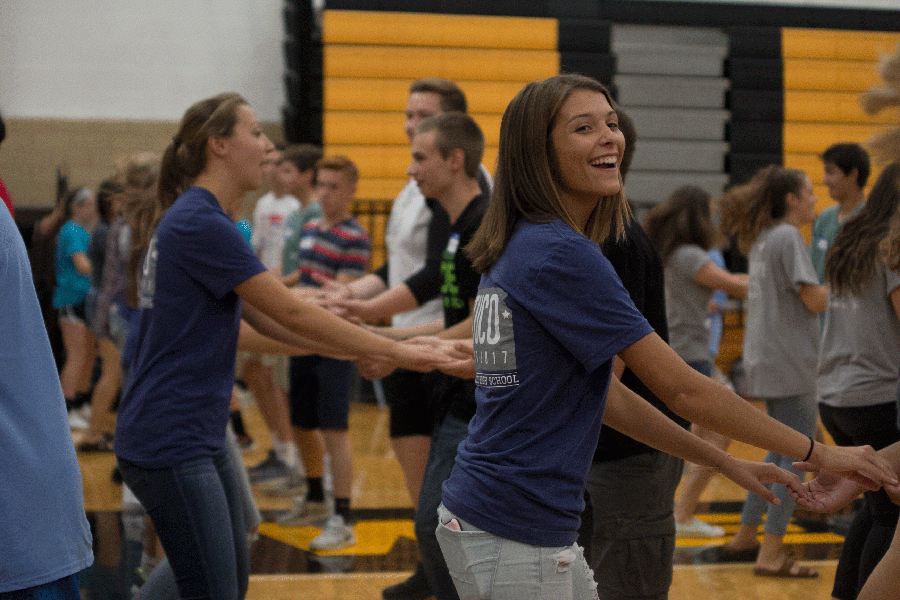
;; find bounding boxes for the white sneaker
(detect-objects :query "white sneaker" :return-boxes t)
[276,497,329,527]
[68,408,89,430]
[310,514,356,551]
[676,517,725,538]
[263,468,307,497]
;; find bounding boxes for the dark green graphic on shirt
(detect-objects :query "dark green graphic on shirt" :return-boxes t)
[472,286,519,388]
[441,233,464,311]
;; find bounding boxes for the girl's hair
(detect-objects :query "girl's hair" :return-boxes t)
[861,43,900,163]
[828,163,900,295]
[466,74,629,273]
[95,178,124,224]
[719,165,807,254]
[117,152,161,307]
[157,92,247,218]
[644,185,715,262]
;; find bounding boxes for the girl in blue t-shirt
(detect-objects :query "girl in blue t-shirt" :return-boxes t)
[434,74,897,600]
[113,93,452,600]
[53,187,97,410]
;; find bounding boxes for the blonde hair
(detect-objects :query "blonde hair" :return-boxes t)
[861,43,900,163]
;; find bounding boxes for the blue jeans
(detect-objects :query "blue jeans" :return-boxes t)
[739,393,817,536]
[117,447,249,600]
[437,504,598,600]
[416,413,470,600]
[0,574,80,600]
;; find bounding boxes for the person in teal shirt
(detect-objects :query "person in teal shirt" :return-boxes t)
[811,143,870,282]
[53,187,97,409]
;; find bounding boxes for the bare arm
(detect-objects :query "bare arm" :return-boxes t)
[337,284,419,322]
[694,262,748,299]
[603,377,803,504]
[620,332,897,485]
[436,313,473,340]
[346,273,389,300]
[71,252,92,277]
[890,286,900,321]
[799,283,828,313]
[241,303,353,359]
[234,270,446,372]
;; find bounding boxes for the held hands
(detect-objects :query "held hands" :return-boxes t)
[788,471,865,513]
[406,337,476,379]
[787,445,900,514]
[718,455,809,507]
[309,272,352,302]
[800,444,899,491]
[356,336,476,381]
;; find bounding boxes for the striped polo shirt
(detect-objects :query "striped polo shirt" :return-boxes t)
[296,217,371,286]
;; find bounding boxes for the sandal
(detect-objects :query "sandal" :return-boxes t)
[77,433,115,453]
[753,557,818,578]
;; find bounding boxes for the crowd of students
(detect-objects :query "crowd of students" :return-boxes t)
[7,43,900,600]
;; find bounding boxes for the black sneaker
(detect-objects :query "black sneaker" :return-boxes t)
[248,449,289,483]
[383,562,432,600]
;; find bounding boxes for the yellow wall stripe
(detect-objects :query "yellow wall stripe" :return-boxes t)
[783,28,900,61]
[324,78,532,114]
[324,45,559,82]
[782,28,900,215]
[322,9,559,206]
[323,10,557,51]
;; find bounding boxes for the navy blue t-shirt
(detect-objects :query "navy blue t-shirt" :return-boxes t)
[442,219,653,547]
[115,187,266,467]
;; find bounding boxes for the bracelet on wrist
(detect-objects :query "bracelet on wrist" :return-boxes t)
[802,436,815,463]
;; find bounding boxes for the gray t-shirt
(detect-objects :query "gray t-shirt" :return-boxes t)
[817,264,900,408]
[743,223,820,397]
[664,244,713,363]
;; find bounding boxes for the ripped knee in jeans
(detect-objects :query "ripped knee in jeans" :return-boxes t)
[445,518,462,531]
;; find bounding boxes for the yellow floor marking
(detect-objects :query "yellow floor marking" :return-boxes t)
[259,519,415,555]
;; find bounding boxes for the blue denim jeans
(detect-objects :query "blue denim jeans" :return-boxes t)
[117,446,249,600]
[0,574,80,600]
[415,413,470,600]
[739,393,817,536]
[437,504,598,600]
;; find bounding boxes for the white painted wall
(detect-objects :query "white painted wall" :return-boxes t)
[1,0,897,122]
[0,0,287,121]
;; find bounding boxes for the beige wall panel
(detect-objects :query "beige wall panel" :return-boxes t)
[0,118,282,210]
[323,10,557,50]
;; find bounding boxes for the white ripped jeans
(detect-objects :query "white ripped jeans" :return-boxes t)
[436,504,598,600]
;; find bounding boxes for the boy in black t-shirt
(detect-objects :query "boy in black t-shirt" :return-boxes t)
[359,112,486,600]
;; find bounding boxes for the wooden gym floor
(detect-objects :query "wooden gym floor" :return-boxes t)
[77,396,848,599]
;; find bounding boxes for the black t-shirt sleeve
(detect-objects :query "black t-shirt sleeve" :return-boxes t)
[594,219,688,463]
[404,199,449,305]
